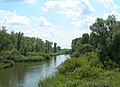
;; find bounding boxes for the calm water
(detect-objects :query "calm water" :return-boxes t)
[0,55,69,87]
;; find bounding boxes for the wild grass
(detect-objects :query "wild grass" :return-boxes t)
[0,50,65,69]
[0,60,14,69]
[40,52,120,87]
[16,55,46,62]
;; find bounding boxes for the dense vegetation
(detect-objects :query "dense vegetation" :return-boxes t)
[0,27,62,69]
[40,15,120,87]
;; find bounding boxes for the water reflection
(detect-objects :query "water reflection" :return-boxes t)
[0,55,69,87]
[54,56,57,66]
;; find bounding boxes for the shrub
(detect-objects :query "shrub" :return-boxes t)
[71,51,80,58]
[58,58,84,74]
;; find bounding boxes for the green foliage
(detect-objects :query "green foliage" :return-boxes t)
[71,44,93,58]
[40,15,120,87]
[89,15,118,64]
[71,37,82,52]
[0,60,14,69]
[40,52,120,87]
[0,27,12,51]
[58,58,84,74]
[72,15,120,66]
[0,26,62,69]
[78,44,93,54]
[0,27,60,55]
[71,33,92,58]
[58,52,103,76]
[17,55,45,62]
[110,28,120,64]
[53,42,57,53]
[72,51,80,58]
[81,33,89,44]
[17,32,23,51]
[26,52,51,59]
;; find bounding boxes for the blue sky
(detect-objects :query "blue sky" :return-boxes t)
[0,0,120,48]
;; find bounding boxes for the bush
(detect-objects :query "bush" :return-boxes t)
[71,51,80,58]
[58,58,83,74]
[6,49,21,61]
[15,55,45,62]
[0,51,11,59]
[0,60,15,69]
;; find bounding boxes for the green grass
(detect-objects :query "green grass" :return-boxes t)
[0,50,65,69]
[39,52,120,87]
[16,55,46,62]
[0,60,14,69]
[0,55,46,69]
[40,71,120,87]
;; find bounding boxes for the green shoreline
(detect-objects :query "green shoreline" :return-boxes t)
[0,52,65,69]
[39,52,120,87]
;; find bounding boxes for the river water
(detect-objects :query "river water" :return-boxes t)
[0,55,69,87]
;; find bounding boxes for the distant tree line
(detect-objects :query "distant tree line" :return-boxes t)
[0,27,61,56]
[71,15,120,65]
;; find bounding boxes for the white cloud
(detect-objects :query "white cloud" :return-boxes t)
[24,27,73,48]
[9,16,64,47]
[42,0,94,17]
[0,10,64,47]
[0,0,37,5]
[71,16,96,37]
[95,0,120,20]
[31,16,54,28]
[26,0,37,5]
[72,16,96,30]
[0,10,30,26]
[29,16,62,42]
[5,14,30,25]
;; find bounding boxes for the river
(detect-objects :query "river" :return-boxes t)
[0,55,69,87]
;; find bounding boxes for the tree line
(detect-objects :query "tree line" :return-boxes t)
[71,15,120,66]
[0,26,61,56]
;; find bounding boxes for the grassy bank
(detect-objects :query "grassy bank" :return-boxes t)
[0,50,66,69]
[14,55,46,62]
[0,59,14,69]
[39,52,120,87]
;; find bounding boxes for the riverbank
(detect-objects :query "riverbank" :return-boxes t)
[0,55,69,87]
[0,60,14,69]
[0,51,66,69]
[40,52,120,87]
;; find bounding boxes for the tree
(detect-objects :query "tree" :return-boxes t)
[81,33,89,44]
[90,15,116,63]
[57,46,61,51]
[109,22,120,64]
[89,32,99,51]
[0,27,59,55]
[17,32,24,51]
[54,42,57,53]
[71,38,82,52]
[0,26,12,51]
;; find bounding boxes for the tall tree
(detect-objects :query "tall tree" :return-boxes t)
[17,32,23,51]
[90,15,116,62]
[0,26,12,51]
[54,42,57,53]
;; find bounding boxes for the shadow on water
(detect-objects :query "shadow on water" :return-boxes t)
[0,55,69,87]
[54,56,57,66]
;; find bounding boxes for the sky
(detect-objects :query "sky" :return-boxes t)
[0,0,120,49]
